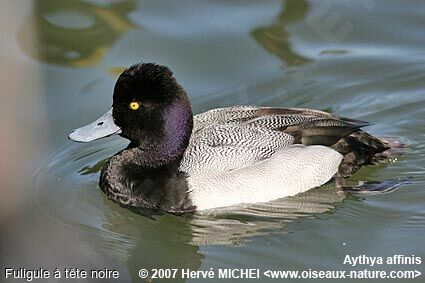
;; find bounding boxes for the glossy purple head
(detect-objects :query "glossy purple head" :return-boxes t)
[69,63,193,158]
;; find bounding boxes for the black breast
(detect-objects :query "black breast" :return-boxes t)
[100,155,195,213]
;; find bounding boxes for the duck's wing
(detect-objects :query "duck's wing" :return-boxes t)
[193,106,369,146]
[180,123,294,175]
[193,106,333,132]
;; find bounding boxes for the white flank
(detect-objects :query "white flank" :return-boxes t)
[188,145,343,210]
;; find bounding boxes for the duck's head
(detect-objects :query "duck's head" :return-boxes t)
[69,63,193,153]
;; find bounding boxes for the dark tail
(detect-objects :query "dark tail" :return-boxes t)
[332,130,408,177]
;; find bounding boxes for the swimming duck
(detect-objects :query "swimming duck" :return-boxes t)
[69,63,400,213]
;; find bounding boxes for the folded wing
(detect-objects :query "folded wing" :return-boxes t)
[182,106,369,175]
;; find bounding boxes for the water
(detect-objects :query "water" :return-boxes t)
[14,0,425,282]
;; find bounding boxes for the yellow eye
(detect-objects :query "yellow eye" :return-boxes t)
[129,102,140,110]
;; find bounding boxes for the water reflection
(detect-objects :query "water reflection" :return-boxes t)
[190,183,345,246]
[18,0,137,67]
[251,0,311,68]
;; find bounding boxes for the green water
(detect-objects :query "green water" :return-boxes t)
[8,0,425,282]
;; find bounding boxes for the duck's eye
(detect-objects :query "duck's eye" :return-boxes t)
[129,102,140,110]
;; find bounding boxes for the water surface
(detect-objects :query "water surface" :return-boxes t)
[26,0,425,282]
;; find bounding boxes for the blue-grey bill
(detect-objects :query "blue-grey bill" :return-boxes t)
[68,108,121,142]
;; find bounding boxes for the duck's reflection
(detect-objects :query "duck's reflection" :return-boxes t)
[18,0,137,67]
[188,182,344,246]
[251,0,311,67]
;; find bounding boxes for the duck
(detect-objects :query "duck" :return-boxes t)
[69,63,403,213]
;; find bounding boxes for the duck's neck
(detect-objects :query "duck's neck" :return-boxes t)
[100,100,195,212]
